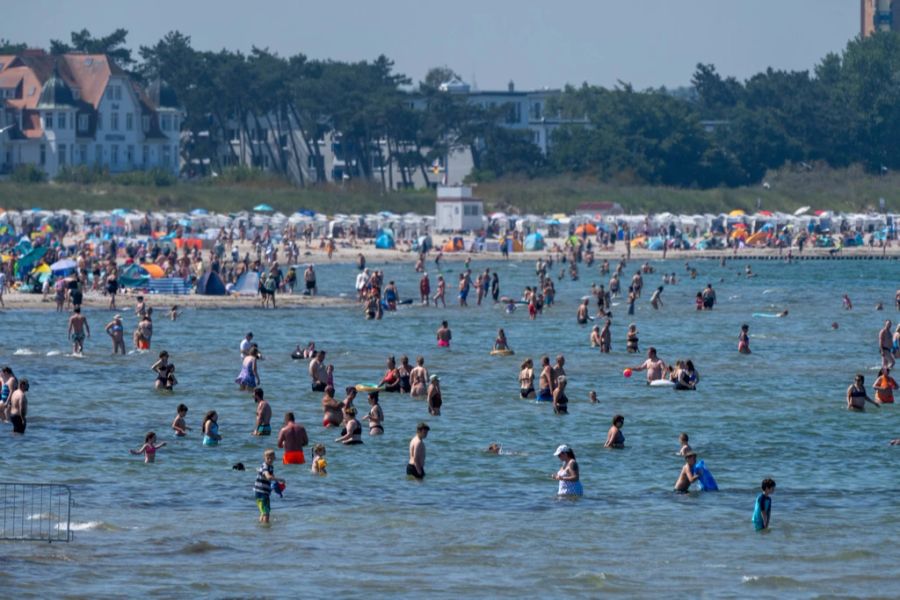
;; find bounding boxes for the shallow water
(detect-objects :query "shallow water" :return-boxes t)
[1,257,899,598]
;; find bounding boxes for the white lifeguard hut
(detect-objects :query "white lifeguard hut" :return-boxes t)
[435,186,484,232]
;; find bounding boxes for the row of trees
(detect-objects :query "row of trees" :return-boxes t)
[4,30,900,189]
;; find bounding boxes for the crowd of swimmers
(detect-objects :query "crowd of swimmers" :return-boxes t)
[3,243,900,530]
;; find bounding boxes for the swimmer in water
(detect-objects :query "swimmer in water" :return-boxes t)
[519,359,535,399]
[674,451,701,492]
[678,433,692,456]
[847,374,880,411]
[436,320,452,348]
[172,404,190,436]
[311,443,327,475]
[130,431,167,463]
[494,329,511,351]
[842,294,853,310]
[650,286,664,310]
[487,443,502,454]
[738,324,751,354]
[576,298,590,324]
[589,390,598,404]
[604,415,625,448]
[590,325,602,348]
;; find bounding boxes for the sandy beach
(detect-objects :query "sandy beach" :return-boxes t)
[4,237,897,311]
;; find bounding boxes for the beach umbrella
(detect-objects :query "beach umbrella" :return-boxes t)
[575,223,597,235]
[757,210,774,217]
[297,209,316,217]
[190,208,209,216]
[32,263,51,274]
[794,206,810,216]
[253,204,275,212]
[112,208,129,216]
[728,209,745,217]
[545,218,560,225]
[50,258,77,273]
[141,263,166,278]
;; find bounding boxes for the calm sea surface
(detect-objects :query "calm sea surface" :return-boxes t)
[1,257,899,598]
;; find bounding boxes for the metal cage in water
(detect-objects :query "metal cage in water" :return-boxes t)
[0,483,72,542]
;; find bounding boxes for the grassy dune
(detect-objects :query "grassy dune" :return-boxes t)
[0,166,896,215]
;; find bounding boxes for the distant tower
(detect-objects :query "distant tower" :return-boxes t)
[862,0,900,36]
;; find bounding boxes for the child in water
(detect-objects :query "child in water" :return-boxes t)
[164,364,178,391]
[494,329,510,351]
[626,324,639,354]
[170,305,181,321]
[588,390,598,404]
[130,431,167,463]
[311,444,327,475]
[678,432,692,456]
[172,404,190,436]
[752,478,776,531]
[738,324,751,354]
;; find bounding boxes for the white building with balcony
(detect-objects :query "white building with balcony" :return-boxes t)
[0,49,183,178]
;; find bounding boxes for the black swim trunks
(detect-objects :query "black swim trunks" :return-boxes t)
[406,464,424,479]
[10,414,25,434]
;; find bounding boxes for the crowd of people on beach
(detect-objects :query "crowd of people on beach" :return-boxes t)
[2,225,900,530]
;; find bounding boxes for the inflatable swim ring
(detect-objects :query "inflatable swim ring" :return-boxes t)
[291,352,304,360]
[693,460,719,491]
[649,379,675,387]
[490,349,515,356]
[355,383,384,393]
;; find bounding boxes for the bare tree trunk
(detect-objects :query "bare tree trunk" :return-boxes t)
[416,141,431,187]
[280,107,306,186]
[212,108,240,165]
[253,111,281,175]
[288,103,325,183]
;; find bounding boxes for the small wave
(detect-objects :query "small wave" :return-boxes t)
[178,540,229,555]
[13,348,36,355]
[45,350,62,356]
[741,575,802,588]
[762,289,775,294]
[70,520,119,532]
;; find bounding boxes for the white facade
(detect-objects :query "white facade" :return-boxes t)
[0,52,183,178]
[435,186,484,232]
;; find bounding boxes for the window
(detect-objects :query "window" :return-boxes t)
[78,114,89,131]
[58,113,66,129]
[142,145,149,166]
[111,112,119,131]
[58,143,67,166]
[111,144,119,165]
[161,115,170,131]
[79,144,87,164]
[531,101,542,120]
[126,113,133,131]
[97,113,103,130]
[162,144,171,167]
[40,144,46,166]
[127,145,134,165]
[95,145,102,164]
[44,112,53,129]
[173,117,179,131]
[142,115,150,133]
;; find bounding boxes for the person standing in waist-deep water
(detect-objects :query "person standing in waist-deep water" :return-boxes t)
[406,422,429,479]
[277,412,309,464]
[436,321,452,348]
[8,378,28,434]
[752,479,776,531]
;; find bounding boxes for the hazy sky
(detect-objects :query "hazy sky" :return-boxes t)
[8,0,858,90]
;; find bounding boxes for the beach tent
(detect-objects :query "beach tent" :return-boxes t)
[233,271,260,296]
[196,271,227,295]
[375,230,395,249]
[253,204,274,212]
[647,237,665,251]
[141,263,166,278]
[118,264,150,289]
[524,232,545,251]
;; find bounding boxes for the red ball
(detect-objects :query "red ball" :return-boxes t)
[623,368,633,378]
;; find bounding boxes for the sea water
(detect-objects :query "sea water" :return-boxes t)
[1,257,898,598]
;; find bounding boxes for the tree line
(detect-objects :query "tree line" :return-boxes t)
[3,30,900,190]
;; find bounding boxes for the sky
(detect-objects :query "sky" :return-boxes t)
[7,0,859,91]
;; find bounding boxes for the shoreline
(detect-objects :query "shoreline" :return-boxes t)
[6,243,896,311]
